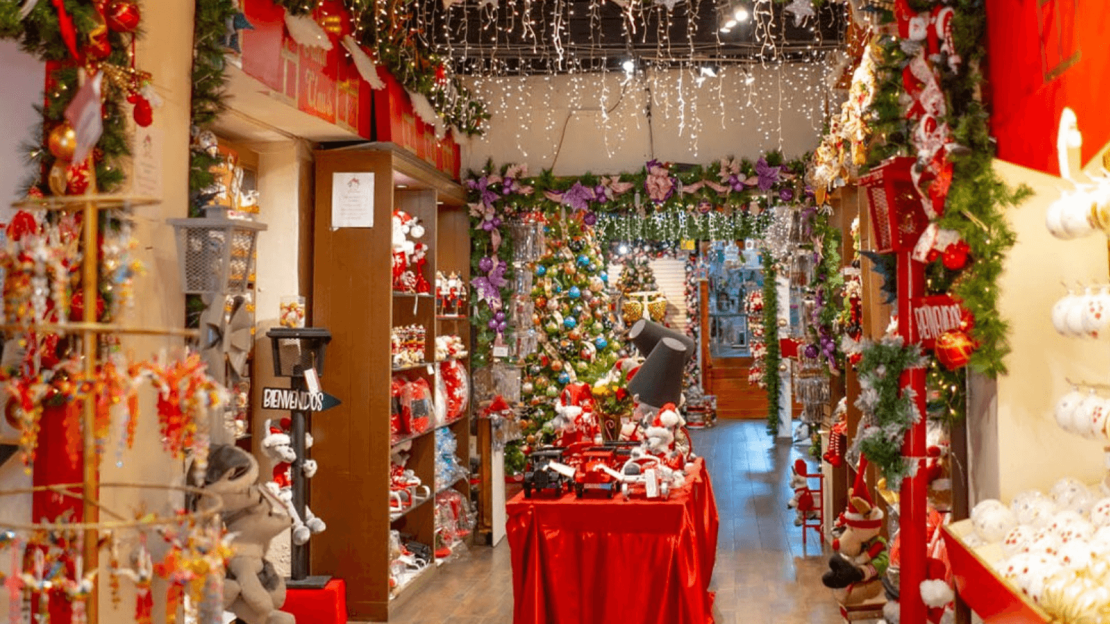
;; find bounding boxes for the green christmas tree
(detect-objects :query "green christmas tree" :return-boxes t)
[616,247,659,294]
[509,215,622,468]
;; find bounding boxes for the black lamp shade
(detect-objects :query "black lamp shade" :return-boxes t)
[628,318,695,362]
[626,336,687,409]
[266,327,332,378]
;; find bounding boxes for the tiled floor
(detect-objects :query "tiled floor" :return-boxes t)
[380,420,849,624]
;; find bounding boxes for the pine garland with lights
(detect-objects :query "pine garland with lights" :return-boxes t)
[761,251,782,435]
[189,0,239,200]
[816,1,1031,384]
[853,336,927,484]
[465,154,810,365]
[2,2,139,194]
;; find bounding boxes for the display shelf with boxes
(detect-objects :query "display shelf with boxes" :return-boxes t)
[312,143,472,620]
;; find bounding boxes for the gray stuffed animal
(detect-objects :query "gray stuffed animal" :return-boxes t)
[195,444,296,624]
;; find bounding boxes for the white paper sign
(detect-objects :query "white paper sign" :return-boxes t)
[331,172,374,229]
[303,367,321,395]
[132,126,163,198]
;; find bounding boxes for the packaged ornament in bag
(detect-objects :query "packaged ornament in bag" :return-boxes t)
[400,378,433,434]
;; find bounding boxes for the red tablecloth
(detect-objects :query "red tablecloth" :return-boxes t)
[507,457,719,624]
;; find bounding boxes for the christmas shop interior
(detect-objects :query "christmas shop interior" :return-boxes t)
[0,1,1108,624]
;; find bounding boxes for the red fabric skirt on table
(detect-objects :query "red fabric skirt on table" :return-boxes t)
[507,458,719,624]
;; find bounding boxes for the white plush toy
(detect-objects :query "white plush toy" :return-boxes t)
[261,419,327,546]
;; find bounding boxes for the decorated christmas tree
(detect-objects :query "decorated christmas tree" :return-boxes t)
[512,213,622,463]
[616,246,659,293]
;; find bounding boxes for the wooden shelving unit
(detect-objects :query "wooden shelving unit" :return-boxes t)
[311,144,471,620]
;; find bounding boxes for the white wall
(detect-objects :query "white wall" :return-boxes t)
[991,158,1110,501]
[461,62,832,176]
[0,41,45,217]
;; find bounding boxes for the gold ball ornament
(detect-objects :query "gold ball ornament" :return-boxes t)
[48,162,69,196]
[48,124,78,162]
[551,360,563,373]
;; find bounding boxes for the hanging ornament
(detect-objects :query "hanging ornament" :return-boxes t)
[546,385,560,397]
[104,0,140,32]
[563,316,577,330]
[595,337,608,350]
[941,241,969,270]
[557,371,570,385]
[935,329,975,370]
[535,265,546,277]
[65,160,92,195]
[132,96,153,127]
[85,24,112,60]
[48,123,78,161]
[577,254,590,267]
[959,308,975,332]
[568,240,583,252]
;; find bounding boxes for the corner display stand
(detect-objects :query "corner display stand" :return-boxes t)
[1,193,221,624]
[265,327,335,590]
[310,143,471,621]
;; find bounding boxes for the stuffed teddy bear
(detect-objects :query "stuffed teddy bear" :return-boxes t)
[192,444,295,624]
[261,418,326,546]
[822,458,888,606]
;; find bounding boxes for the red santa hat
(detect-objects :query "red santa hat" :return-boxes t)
[844,455,884,529]
[485,395,511,415]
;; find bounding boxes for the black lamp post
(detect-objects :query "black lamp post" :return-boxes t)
[266,327,332,589]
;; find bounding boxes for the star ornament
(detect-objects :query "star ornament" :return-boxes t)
[784,0,815,27]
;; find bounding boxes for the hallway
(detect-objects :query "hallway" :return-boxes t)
[382,420,846,623]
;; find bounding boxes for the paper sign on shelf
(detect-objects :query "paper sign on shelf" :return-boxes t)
[331,171,374,229]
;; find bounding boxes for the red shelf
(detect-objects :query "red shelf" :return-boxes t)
[942,520,1051,623]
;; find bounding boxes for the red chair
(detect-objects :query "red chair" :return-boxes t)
[794,458,824,548]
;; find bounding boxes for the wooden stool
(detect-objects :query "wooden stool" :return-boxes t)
[837,596,886,623]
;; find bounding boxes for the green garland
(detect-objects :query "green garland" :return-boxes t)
[2,2,135,194]
[761,251,782,435]
[805,209,845,372]
[189,0,238,202]
[854,336,927,484]
[465,153,810,365]
[272,0,488,136]
[820,2,1031,384]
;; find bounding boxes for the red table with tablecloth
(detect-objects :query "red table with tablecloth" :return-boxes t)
[507,457,719,624]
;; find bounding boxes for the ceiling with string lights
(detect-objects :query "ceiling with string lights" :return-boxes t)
[413,0,849,76]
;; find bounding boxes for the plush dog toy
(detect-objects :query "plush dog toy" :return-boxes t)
[193,444,295,624]
[260,418,326,545]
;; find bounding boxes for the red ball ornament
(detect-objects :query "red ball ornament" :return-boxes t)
[105,0,141,33]
[959,308,975,332]
[942,242,969,270]
[434,64,447,83]
[65,161,91,195]
[935,329,975,370]
[133,96,153,127]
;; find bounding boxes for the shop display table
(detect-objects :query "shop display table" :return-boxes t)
[507,458,719,624]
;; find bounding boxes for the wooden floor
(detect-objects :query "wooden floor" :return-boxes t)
[375,420,852,624]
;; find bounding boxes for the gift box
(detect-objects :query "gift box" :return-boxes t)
[372,69,461,180]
